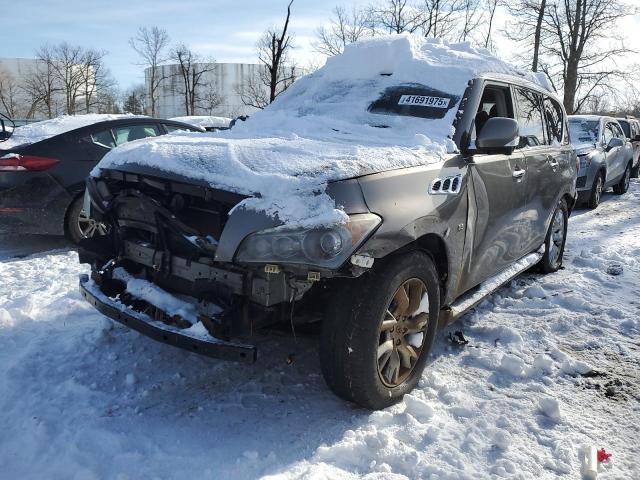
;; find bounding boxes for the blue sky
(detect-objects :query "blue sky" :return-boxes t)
[0,0,369,89]
[2,0,638,94]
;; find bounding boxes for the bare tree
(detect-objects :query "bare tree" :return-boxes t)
[371,0,427,34]
[130,26,170,117]
[420,0,466,39]
[483,0,501,49]
[54,43,86,114]
[171,44,217,115]
[504,0,548,71]
[240,0,298,109]
[314,6,374,56]
[457,0,484,42]
[0,69,21,118]
[78,48,115,113]
[543,0,633,113]
[199,81,224,115]
[24,47,61,118]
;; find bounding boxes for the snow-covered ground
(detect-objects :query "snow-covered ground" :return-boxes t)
[1,183,639,479]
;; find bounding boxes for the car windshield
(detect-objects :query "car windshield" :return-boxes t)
[569,119,599,144]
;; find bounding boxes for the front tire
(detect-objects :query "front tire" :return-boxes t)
[539,199,568,274]
[586,171,604,209]
[320,251,441,410]
[613,163,631,195]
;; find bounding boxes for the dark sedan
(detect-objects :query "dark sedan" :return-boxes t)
[0,115,202,242]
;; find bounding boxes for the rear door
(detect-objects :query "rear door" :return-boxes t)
[514,89,571,252]
[460,82,528,292]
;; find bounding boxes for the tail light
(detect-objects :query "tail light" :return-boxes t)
[0,154,60,172]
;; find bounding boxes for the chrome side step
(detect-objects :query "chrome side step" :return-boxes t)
[439,249,544,327]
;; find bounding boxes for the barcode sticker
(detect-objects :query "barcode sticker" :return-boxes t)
[398,95,450,108]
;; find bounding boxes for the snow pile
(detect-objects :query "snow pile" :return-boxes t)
[0,114,147,150]
[169,116,232,129]
[94,34,546,227]
[0,182,639,478]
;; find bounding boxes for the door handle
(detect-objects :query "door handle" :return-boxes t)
[512,168,526,179]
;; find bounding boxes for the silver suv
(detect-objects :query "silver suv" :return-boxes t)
[568,115,634,208]
[79,49,577,409]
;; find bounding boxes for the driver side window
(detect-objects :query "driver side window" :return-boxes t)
[472,85,515,142]
[603,123,615,144]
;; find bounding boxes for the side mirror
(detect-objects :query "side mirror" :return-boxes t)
[606,137,624,152]
[476,117,519,153]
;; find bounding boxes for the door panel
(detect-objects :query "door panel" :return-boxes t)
[460,151,528,293]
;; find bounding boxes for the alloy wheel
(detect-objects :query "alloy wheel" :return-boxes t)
[377,278,429,387]
[595,175,603,205]
[77,209,110,238]
[624,167,631,191]
[548,207,565,267]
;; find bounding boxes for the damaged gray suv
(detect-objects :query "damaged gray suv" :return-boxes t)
[79,37,577,409]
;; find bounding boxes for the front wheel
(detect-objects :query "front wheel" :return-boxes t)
[539,199,568,274]
[586,172,604,209]
[66,197,111,244]
[613,163,631,195]
[320,251,441,410]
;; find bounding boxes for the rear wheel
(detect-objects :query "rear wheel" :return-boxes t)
[586,171,604,209]
[539,199,568,274]
[613,163,631,195]
[320,251,440,409]
[66,197,110,243]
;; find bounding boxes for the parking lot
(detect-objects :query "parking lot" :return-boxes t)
[1,182,638,479]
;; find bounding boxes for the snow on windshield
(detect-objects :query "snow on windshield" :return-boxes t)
[95,34,548,227]
[0,114,147,150]
[569,119,600,145]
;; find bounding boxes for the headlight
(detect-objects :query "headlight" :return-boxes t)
[578,156,591,170]
[236,213,381,269]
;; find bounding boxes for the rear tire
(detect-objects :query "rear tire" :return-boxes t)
[320,251,440,410]
[586,171,604,209]
[613,163,631,195]
[539,199,568,274]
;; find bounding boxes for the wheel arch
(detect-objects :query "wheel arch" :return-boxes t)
[382,232,450,305]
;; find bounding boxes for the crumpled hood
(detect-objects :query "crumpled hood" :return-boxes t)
[92,131,445,227]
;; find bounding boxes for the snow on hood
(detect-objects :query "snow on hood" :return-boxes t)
[169,116,232,129]
[94,35,546,227]
[0,114,147,150]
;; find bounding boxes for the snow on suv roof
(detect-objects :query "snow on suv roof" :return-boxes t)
[0,114,148,150]
[95,34,547,227]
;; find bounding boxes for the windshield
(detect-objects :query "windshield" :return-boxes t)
[367,84,460,120]
[569,119,599,144]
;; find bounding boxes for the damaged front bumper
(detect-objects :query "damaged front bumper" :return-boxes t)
[79,272,257,363]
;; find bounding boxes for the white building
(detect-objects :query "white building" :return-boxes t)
[147,62,271,119]
[0,57,94,120]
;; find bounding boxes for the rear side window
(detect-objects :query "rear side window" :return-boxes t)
[543,98,564,145]
[612,122,625,139]
[515,88,545,147]
[618,121,630,138]
[112,124,160,146]
[89,130,116,149]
